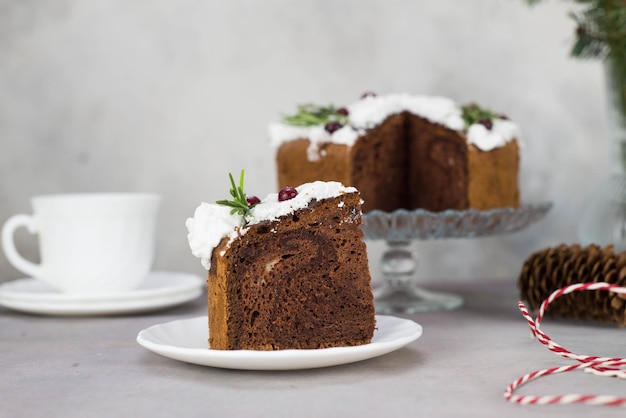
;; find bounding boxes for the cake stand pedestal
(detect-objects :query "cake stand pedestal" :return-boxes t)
[361,203,553,314]
[374,240,463,313]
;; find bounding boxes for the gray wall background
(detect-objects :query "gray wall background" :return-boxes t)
[0,0,614,287]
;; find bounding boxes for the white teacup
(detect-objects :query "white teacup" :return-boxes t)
[2,193,160,294]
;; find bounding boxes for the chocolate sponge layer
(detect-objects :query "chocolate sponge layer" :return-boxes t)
[208,192,376,350]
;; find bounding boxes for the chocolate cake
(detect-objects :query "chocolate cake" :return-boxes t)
[270,93,520,213]
[186,176,376,350]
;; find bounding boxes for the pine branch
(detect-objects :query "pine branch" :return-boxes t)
[523,0,626,131]
[524,0,626,60]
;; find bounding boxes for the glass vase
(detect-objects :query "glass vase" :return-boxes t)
[606,59,626,173]
[578,60,626,250]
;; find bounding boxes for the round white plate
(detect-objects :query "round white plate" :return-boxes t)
[0,271,204,316]
[136,315,422,370]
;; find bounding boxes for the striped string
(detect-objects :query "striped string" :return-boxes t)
[505,282,626,406]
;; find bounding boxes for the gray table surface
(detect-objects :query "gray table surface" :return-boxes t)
[2,278,625,418]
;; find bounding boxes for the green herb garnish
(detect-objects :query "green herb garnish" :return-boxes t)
[460,103,502,129]
[282,103,349,127]
[216,170,254,222]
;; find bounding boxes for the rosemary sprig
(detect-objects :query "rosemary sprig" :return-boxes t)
[282,103,349,127]
[216,170,254,221]
[460,103,501,128]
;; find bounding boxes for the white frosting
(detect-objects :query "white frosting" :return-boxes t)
[269,124,360,162]
[269,93,520,157]
[186,181,357,270]
[186,204,242,270]
[347,93,465,131]
[467,119,520,151]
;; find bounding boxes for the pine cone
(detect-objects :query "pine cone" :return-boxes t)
[518,243,626,326]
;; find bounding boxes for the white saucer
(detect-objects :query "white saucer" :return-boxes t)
[0,271,204,316]
[136,315,422,370]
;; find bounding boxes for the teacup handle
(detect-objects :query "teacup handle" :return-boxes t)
[2,214,44,280]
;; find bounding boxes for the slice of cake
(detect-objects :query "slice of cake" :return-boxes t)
[186,172,376,350]
[270,93,520,212]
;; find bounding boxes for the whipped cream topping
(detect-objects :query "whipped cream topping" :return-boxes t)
[186,181,357,270]
[269,93,520,157]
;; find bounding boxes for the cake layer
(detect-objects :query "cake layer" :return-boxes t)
[276,140,352,190]
[405,113,469,211]
[350,113,408,212]
[467,141,520,210]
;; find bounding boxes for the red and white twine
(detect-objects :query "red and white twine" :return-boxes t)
[505,282,626,406]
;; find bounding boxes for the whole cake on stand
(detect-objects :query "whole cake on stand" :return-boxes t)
[269,92,551,313]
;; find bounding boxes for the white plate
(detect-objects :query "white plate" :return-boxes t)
[136,315,422,370]
[0,271,204,316]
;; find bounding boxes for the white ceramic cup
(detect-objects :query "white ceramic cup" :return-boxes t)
[2,193,161,294]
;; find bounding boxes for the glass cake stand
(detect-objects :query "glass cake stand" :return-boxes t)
[361,203,553,314]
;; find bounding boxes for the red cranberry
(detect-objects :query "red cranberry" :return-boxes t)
[246,196,261,207]
[336,107,349,116]
[479,118,493,130]
[360,91,377,99]
[325,122,343,134]
[278,187,298,201]
[498,114,509,120]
